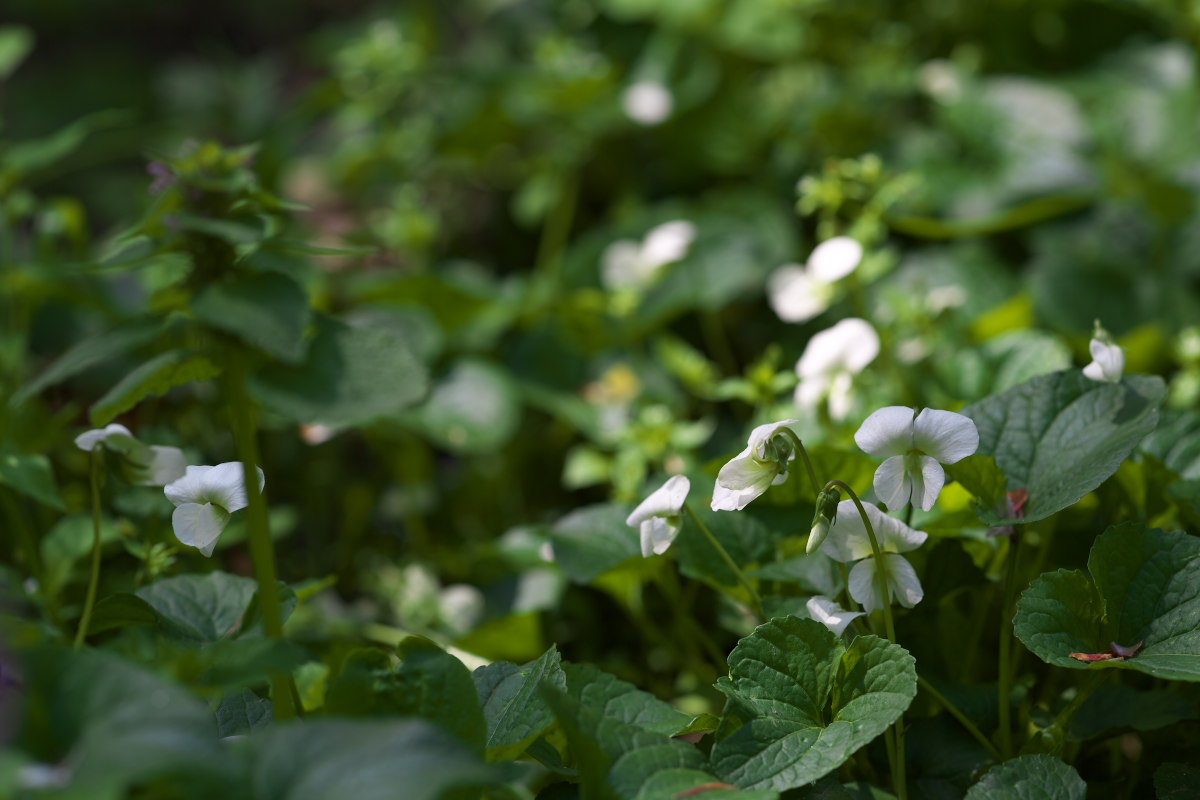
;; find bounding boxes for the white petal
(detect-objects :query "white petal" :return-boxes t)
[164,465,215,507]
[807,237,863,282]
[713,454,778,510]
[641,516,681,557]
[640,220,695,269]
[601,240,646,290]
[912,409,979,464]
[873,456,912,511]
[171,502,231,557]
[1086,339,1124,382]
[854,406,916,459]
[884,553,924,608]
[622,80,673,126]
[1082,361,1106,381]
[838,319,881,373]
[74,423,133,452]
[794,376,829,410]
[826,373,854,421]
[201,462,265,513]
[822,500,924,562]
[627,475,691,527]
[872,507,929,553]
[746,419,800,460]
[913,455,945,512]
[710,481,745,511]
[767,266,827,323]
[806,595,865,636]
[146,446,188,487]
[848,558,884,613]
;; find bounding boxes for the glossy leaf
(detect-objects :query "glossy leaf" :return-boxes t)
[964,755,1086,800]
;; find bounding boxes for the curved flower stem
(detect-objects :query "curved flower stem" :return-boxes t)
[997,528,1023,758]
[225,355,298,721]
[683,503,764,620]
[824,478,905,800]
[918,675,1002,761]
[74,449,105,648]
[778,429,821,498]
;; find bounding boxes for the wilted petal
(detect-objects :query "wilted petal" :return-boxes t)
[767,266,827,323]
[912,409,978,464]
[854,406,916,459]
[172,502,231,557]
[164,465,215,507]
[806,595,865,636]
[807,237,863,283]
[872,455,911,511]
[74,423,134,452]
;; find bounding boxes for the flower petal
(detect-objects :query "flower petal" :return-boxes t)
[710,481,745,511]
[627,475,691,527]
[171,502,231,557]
[201,462,265,513]
[1085,339,1124,383]
[746,419,800,460]
[873,508,929,553]
[806,595,865,636]
[794,375,829,410]
[74,423,134,452]
[641,516,682,557]
[912,455,945,512]
[884,553,924,608]
[848,558,884,613]
[827,373,854,421]
[640,220,695,269]
[854,406,916,459]
[145,446,188,487]
[601,240,644,290]
[807,237,863,282]
[767,266,826,323]
[821,500,872,562]
[912,409,979,464]
[873,455,912,511]
[164,465,215,507]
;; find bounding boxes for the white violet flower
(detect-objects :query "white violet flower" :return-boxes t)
[1083,321,1124,383]
[711,419,800,511]
[74,423,186,487]
[767,236,863,323]
[795,318,880,420]
[602,220,696,292]
[854,406,978,512]
[806,595,866,636]
[626,474,691,557]
[164,463,265,557]
[622,79,674,126]
[820,500,927,613]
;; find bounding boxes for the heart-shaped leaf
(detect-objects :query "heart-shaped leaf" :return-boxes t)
[710,616,917,791]
[964,754,1086,799]
[1015,522,1200,680]
[473,645,567,760]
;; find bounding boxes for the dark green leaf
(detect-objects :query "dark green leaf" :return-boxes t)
[212,689,272,738]
[473,645,567,759]
[1069,684,1196,740]
[135,572,259,644]
[549,503,641,584]
[964,755,1086,799]
[12,319,160,404]
[193,271,311,363]
[0,452,64,510]
[90,350,221,426]
[408,359,521,454]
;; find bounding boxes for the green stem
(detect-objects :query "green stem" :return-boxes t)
[658,566,728,675]
[997,529,1023,758]
[684,503,764,620]
[74,450,105,648]
[225,355,298,721]
[918,676,1002,761]
[778,429,821,498]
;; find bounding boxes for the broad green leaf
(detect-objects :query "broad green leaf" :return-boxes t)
[1015,523,1200,680]
[88,593,160,635]
[12,319,160,404]
[4,110,130,177]
[191,637,310,688]
[473,645,567,759]
[389,638,488,754]
[1141,409,1200,480]
[212,689,273,738]
[946,453,1008,513]
[0,452,64,510]
[135,572,259,644]
[89,350,221,425]
[408,359,521,454]
[962,370,1165,525]
[251,314,428,426]
[705,618,912,791]
[193,271,311,363]
[1068,685,1196,740]
[0,25,33,80]
[711,617,917,791]
[1156,763,1200,800]
[549,503,640,584]
[982,329,1073,394]
[964,755,1086,800]
[677,506,780,590]
[249,719,503,800]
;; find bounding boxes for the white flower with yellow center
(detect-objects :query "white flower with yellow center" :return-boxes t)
[855,406,978,512]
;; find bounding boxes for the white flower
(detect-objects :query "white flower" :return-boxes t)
[767,237,863,323]
[820,500,927,613]
[711,419,799,511]
[164,463,265,557]
[627,474,691,556]
[806,595,866,636]
[854,406,978,511]
[1083,322,1124,383]
[74,423,186,487]
[602,220,696,291]
[795,318,880,420]
[622,80,674,126]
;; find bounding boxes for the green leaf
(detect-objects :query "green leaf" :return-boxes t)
[964,755,1086,800]
[89,350,221,426]
[946,453,1008,513]
[391,638,488,755]
[473,645,567,759]
[193,271,311,363]
[1141,410,1200,480]
[248,719,504,800]
[1068,685,1196,740]
[407,359,521,454]
[711,617,917,791]
[251,314,428,426]
[1015,523,1200,680]
[4,109,131,177]
[549,503,640,584]
[12,319,160,404]
[134,572,259,644]
[1156,763,1200,800]
[213,689,273,738]
[88,593,160,634]
[677,506,780,590]
[0,25,34,80]
[962,370,1165,525]
[0,451,64,510]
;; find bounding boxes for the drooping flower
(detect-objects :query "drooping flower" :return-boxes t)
[854,406,978,512]
[806,595,866,636]
[820,500,927,613]
[767,237,863,323]
[622,79,674,126]
[164,463,265,557]
[795,318,880,420]
[1083,320,1124,383]
[74,423,186,487]
[626,474,691,557]
[711,419,800,511]
[602,220,696,292]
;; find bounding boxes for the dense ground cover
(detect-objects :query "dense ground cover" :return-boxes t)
[3,1,1200,798]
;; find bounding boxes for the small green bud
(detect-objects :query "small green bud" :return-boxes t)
[806,487,841,554]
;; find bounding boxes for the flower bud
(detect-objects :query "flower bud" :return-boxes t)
[807,487,841,554]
